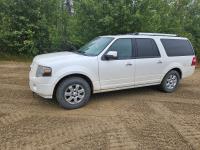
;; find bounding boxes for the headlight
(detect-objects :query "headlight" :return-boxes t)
[36,65,52,77]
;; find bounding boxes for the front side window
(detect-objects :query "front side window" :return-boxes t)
[136,38,160,58]
[107,38,132,59]
[161,39,194,56]
[76,37,114,56]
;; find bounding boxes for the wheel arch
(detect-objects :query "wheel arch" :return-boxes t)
[53,73,94,99]
[171,68,182,79]
[163,67,182,81]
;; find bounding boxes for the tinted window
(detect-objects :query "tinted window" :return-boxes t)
[108,39,132,59]
[136,39,160,58]
[161,39,194,56]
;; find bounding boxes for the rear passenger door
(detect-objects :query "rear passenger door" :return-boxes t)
[134,38,165,85]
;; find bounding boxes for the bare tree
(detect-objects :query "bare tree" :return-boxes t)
[64,0,74,15]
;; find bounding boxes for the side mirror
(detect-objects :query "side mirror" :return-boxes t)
[105,51,118,60]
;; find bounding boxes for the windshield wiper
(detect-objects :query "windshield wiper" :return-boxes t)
[74,50,87,56]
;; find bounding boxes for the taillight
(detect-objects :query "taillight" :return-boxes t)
[191,56,197,66]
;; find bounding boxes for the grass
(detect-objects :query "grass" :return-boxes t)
[0,53,33,62]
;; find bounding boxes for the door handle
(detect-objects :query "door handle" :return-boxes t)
[157,60,163,64]
[126,63,133,66]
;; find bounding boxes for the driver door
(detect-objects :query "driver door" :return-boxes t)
[98,38,135,90]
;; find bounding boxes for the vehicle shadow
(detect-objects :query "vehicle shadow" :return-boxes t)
[91,85,160,102]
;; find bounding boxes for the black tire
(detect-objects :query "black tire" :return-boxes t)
[56,77,91,109]
[160,70,180,93]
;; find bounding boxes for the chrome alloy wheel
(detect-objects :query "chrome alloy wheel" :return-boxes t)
[166,74,178,90]
[64,84,85,104]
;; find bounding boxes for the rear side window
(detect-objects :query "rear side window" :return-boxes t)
[161,39,194,56]
[136,38,160,58]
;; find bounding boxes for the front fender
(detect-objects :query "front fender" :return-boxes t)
[52,65,100,92]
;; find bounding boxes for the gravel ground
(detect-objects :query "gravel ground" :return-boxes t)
[0,61,200,150]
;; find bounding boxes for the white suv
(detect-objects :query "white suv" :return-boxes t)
[29,33,197,109]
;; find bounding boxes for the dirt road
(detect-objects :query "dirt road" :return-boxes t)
[0,61,200,150]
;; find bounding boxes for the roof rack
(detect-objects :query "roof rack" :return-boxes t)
[132,32,178,37]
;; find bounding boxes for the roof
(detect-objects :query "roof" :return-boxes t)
[101,33,187,40]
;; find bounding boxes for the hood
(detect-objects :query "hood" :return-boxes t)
[33,51,84,65]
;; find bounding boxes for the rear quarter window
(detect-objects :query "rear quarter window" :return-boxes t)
[161,39,194,56]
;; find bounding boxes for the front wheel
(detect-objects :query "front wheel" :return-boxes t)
[160,70,180,93]
[56,77,91,109]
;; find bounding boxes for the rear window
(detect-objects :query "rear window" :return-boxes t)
[161,39,194,56]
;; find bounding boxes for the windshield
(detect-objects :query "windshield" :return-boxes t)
[75,37,114,56]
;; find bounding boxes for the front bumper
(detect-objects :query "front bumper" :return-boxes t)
[29,77,54,99]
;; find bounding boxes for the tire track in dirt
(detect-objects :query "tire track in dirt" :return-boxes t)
[105,128,137,149]
[115,101,193,150]
[0,76,28,85]
[0,117,122,149]
[0,111,32,127]
[36,121,137,150]
[0,104,138,150]
[148,102,200,150]
[0,67,29,75]
[163,102,200,116]
[0,73,28,78]
[0,85,33,101]
[145,96,200,106]
[0,83,29,90]
[101,100,139,149]
[171,88,200,100]
[0,111,6,118]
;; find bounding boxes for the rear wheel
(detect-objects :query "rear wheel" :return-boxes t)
[56,77,91,109]
[160,70,180,93]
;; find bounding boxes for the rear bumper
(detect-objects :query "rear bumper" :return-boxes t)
[29,77,53,99]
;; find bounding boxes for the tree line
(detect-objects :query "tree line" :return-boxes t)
[0,0,199,59]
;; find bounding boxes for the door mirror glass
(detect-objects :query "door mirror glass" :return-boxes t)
[105,51,118,60]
